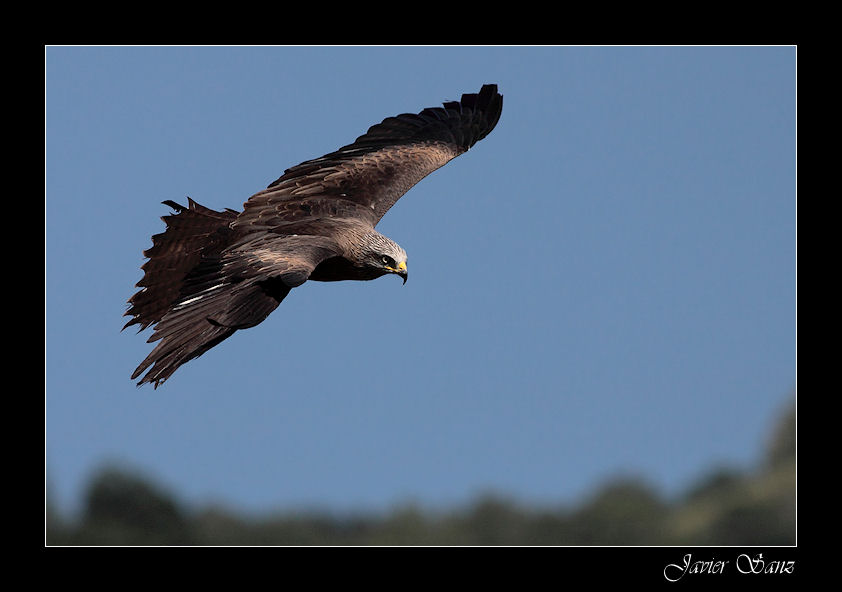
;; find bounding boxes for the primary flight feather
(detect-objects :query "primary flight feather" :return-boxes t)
[125,84,503,387]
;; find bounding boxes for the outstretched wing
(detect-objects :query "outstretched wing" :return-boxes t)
[125,199,341,388]
[232,84,503,231]
[126,85,503,388]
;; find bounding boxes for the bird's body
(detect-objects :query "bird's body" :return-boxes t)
[125,85,503,387]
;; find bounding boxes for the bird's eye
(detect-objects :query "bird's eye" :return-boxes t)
[382,255,394,267]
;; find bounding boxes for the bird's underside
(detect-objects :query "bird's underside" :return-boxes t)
[125,84,503,387]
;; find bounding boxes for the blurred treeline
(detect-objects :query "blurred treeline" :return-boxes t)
[46,399,794,546]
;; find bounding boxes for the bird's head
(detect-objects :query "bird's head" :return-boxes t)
[361,232,408,284]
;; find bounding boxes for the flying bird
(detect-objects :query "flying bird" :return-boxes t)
[125,84,503,387]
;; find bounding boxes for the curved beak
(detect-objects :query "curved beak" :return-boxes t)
[388,261,408,284]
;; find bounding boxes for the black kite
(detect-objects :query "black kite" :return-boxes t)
[125,84,503,387]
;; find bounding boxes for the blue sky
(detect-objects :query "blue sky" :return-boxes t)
[45,46,795,516]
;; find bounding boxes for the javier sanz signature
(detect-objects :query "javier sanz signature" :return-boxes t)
[663,553,795,582]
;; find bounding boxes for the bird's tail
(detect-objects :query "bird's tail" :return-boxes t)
[124,198,240,388]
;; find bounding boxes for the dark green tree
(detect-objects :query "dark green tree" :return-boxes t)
[79,465,191,545]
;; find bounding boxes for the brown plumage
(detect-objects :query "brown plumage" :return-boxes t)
[125,84,503,387]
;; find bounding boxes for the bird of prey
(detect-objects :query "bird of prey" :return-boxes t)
[125,84,503,388]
